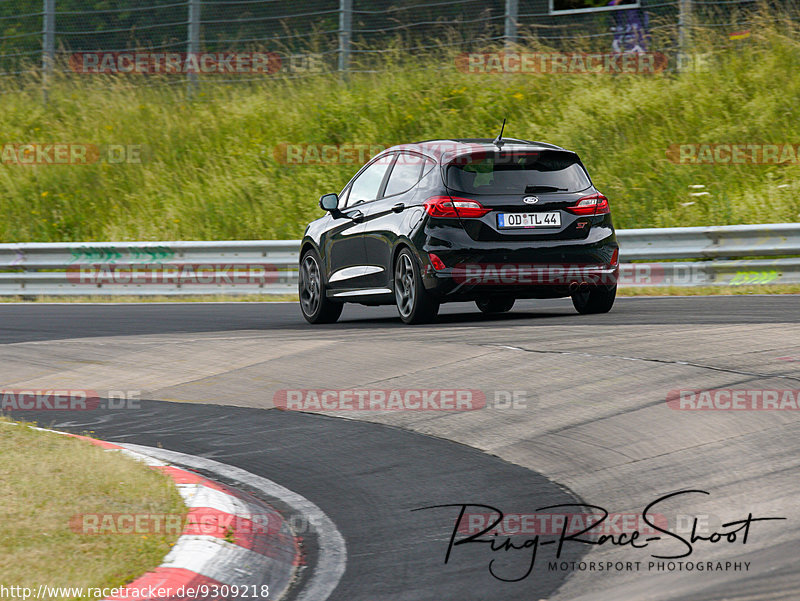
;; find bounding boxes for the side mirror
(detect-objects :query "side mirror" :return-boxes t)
[319,193,339,212]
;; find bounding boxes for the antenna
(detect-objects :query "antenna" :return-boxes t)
[493,118,506,149]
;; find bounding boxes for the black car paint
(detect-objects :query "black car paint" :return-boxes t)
[300,139,619,306]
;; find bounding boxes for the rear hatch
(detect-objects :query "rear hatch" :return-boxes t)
[443,147,596,241]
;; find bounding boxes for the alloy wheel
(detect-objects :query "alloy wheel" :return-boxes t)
[300,254,321,317]
[395,253,416,318]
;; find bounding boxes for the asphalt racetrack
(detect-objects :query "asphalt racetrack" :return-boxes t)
[2,295,799,600]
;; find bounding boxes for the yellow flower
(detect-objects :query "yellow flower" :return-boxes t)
[512,92,524,100]
[41,191,48,197]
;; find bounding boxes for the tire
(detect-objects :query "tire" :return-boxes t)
[299,249,343,324]
[476,295,515,314]
[571,284,617,314]
[394,248,440,324]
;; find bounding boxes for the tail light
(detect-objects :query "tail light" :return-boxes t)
[424,196,491,218]
[428,253,446,271]
[567,193,609,216]
[610,247,619,267]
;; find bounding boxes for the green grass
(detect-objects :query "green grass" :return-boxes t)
[0,418,185,597]
[0,12,799,243]
[617,284,800,296]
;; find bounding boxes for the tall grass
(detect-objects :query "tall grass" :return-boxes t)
[0,11,799,242]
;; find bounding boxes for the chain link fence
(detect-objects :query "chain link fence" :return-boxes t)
[0,0,791,94]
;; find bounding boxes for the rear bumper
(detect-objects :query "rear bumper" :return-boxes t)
[419,223,618,300]
[423,264,619,299]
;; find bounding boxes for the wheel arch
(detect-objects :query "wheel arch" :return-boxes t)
[299,239,318,261]
[391,239,422,274]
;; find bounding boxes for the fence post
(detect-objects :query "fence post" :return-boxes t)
[338,0,352,75]
[187,0,200,96]
[42,0,55,103]
[678,0,692,73]
[504,0,518,49]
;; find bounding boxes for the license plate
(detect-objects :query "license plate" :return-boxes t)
[497,212,561,229]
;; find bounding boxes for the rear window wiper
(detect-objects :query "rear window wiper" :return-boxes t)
[525,185,568,193]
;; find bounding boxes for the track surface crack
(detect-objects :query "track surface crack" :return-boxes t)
[485,344,800,384]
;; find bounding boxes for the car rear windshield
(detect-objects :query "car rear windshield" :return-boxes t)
[445,149,591,195]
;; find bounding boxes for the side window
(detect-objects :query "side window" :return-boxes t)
[347,156,393,207]
[383,153,424,197]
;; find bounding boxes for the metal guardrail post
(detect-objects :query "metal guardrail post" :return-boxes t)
[678,0,692,73]
[338,0,352,75]
[504,0,518,49]
[42,0,55,104]
[187,0,201,97]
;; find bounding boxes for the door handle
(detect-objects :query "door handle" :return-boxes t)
[391,203,405,213]
[349,210,364,223]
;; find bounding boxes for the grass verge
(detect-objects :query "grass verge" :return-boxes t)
[0,418,186,597]
[0,10,799,242]
[617,284,800,295]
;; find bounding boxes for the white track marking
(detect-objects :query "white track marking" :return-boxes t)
[121,443,348,601]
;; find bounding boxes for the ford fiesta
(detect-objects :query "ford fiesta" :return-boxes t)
[299,137,619,324]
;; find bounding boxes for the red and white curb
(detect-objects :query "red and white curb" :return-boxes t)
[63,435,301,600]
[1,422,347,601]
[119,443,346,601]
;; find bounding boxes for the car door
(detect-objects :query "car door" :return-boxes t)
[359,152,428,289]
[323,153,394,291]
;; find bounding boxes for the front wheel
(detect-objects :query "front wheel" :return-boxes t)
[394,249,439,324]
[571,284,616,314]
[299,250,343,324]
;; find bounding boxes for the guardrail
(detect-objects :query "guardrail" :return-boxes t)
[618,223,800,261]
[0,223,797,295]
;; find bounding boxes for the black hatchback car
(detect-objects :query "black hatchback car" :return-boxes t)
[299,138,619,324]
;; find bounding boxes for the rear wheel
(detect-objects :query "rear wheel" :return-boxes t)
[476,295,515,314]
[394,249,439,324]
[571,285,616,314]
[299,250,343,324]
